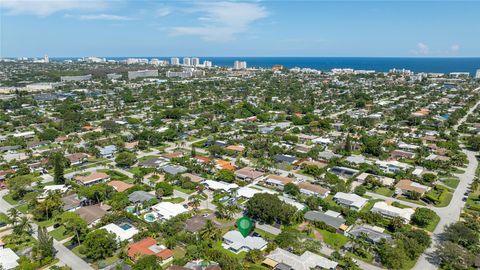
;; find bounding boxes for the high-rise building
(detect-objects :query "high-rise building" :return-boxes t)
[476,69,480,79]
[183,57,191,66]
[191,57,200,66]
[234,60,247,70]
[204,61,212,68]
[44,54,49,63]
[171,57,180,65]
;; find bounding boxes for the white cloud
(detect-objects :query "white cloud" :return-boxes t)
[413,42,429,55]
[170,1,268,41]
[77,13,133,21]
[156,7,171,17]
[0,0,109,17]
[451,44,460,52]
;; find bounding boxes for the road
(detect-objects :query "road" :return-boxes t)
[0,190,93,270]
[453,91,480,130]
[412,148,478,270]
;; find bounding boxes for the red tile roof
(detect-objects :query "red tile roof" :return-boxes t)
[128,237,173,261]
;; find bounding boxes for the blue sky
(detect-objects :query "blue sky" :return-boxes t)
[1,0,479,57]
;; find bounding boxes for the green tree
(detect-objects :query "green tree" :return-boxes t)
[133,255,162,270]
[52,152,65,184]
[284,183,300,196]
[436,241,475,270]
[33,226,55,261]
[115,151,137,167]
[245,249,263,264]
[58,212,88,245]
[200,220,221,243]
[246,193,296,225]
[411,208,437,228]
[155,182,174,196]
[83,229,117,260]
[215,169,235,183]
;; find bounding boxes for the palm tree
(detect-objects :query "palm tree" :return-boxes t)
[7,208,19,225]
[292,211,305,224]
[199,220,220,242]
[14,216,32,235]
[189,196,201,211]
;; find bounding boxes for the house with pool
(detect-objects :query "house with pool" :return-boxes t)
[100,222,139,242]
[146,202,188,222]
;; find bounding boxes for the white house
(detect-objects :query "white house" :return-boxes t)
[203,180,239,192]
[100,223,139,242]
[222,230,267,253]
[0,247,20,270]
[371,201,415,223]
[151,202,188,220]
[333,192,368,210]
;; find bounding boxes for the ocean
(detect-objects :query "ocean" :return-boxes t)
[53,57,480,75]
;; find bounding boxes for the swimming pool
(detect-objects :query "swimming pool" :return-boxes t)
[126,206,135,213]
[144,213,157,223]
[119,223,132,230]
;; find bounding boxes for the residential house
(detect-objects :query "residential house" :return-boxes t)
[264,248,338,270]
[347,224,392,243]
[222,230,267,253]
[395,179,430,196]
[234,167,264,181]
[162,165,188,175]
[107,180,134,192]
[128,191,156,204]
[151,202,188,220]
[371,201,415,223]
[66,153,89,166]
[128,237,174,264]
[304,210,347,233]
[74,172,110,186]
[100,223,139,242]
[0,247,20,270]
[333,192,368,210]
[204,180,239,192]
[61,194,85,212]
[298,182,329,198]
[375,160,412,174]
[99,145,117,158]
[75,204,110,226]
[329,166,359,179]
[264,175,294,189]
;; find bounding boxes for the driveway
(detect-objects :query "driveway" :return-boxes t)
[413,149,478,270]
[0,190,93,270]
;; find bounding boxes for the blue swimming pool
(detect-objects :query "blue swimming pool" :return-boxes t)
[119,223,132,230]
[144,213,157,223]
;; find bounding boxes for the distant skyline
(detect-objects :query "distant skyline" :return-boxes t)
[1,0,480,57]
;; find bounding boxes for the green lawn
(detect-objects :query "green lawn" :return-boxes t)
[37,218,55,228]
[442,178,460,189]
[318,229,349,250]
[95,256,120,269]
[174,186,196,194]
[397,197,427,206]
[15,204,29,214]
[49,226,72,241]
[373,187,394,197]
[98,169,129,181]
[360,199,383,213]
[0,213,9,224]
[3,194,19,205]
[254,228,277,241]
[435,192,453,207]
[212,241,246,260]
[424,214,441,232]
[163,197,185,204]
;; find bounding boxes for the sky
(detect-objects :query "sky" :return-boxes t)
[1,0,479,57]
